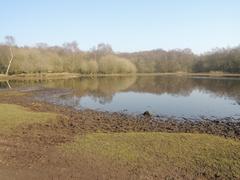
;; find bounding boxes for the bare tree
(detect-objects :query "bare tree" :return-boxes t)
[5,36,15,75]
[63,41,79,53]
[91,43,113,60]
[36,42,48,49]
[6,80,12,89]
[90,46,97,60]
[97,43,113,55]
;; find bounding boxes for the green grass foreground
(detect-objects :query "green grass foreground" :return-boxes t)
[0,103,57,133]
[61,132,240,178]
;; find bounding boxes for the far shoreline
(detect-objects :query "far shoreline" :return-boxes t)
[1,72,240,81]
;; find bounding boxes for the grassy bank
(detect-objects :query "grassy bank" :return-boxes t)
[61,132,240,179]
[0,103,57,134]
[1,72,240,81]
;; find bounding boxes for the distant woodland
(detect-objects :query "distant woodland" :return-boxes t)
[0,36,240,74]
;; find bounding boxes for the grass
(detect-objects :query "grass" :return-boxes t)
[61,132,240,178]
[0,103,57,134]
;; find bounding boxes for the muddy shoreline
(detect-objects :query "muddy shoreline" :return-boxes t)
[1,88,240,139]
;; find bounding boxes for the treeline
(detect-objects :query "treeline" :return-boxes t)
[0,36,240,74]
[120,49,195,73]
[0,42,136,74]
[193,48,240,73]
[120,47,240,73]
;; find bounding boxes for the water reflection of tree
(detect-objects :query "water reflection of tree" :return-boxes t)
[0,81,12,89]
[8,76,136,103]
[0,81,8,89]
[131,76,240,103]
[6,76,240,104]
[129,76,193,96]
[194,78,240,102]
[93,96,113,105]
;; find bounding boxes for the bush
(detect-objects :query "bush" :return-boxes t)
[98,55,137,74]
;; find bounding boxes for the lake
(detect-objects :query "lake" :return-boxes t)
[1,75,240,119]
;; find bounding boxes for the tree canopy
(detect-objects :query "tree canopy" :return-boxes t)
[0,37,239,74]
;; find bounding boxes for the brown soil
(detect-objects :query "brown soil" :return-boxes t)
[0,89,239,179]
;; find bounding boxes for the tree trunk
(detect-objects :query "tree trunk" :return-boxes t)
[6,47,14,75]
[6,81,12,89]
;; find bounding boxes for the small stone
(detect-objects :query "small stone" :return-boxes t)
[143,111,151,117]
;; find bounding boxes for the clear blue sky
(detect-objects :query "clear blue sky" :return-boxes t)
[1,0,240,53]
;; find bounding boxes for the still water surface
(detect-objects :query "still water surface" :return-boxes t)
[1,75,240,119]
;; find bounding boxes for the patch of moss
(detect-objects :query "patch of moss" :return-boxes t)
[61,132,240,178]
[0,103,57,133]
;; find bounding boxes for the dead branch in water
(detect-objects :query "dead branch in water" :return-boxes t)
[6,47,14,76]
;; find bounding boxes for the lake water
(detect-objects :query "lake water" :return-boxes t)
[1,75,240,119]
